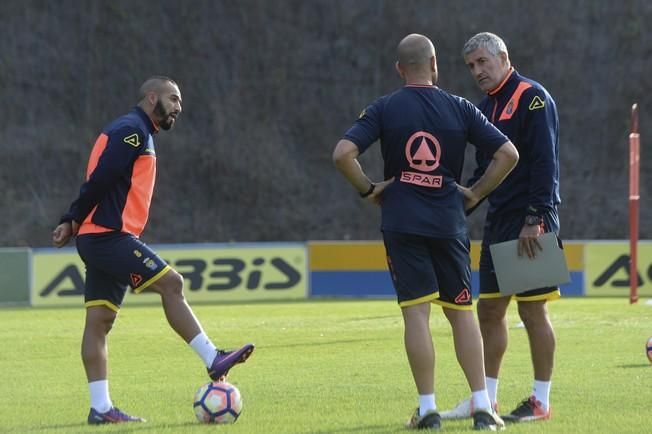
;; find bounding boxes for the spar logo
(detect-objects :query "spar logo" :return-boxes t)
[401,131,443,188]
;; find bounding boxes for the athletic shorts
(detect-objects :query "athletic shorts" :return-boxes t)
[383,230,472,310]
[76,231,170,312]
[479,208,561,301]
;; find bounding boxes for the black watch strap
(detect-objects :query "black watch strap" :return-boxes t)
[525,214,543,226]
[359,183,375,198]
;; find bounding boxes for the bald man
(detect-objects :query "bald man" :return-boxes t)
[52,76,254,425]
[333,34,517,430]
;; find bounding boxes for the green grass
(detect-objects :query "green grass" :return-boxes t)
[0,298,651,433]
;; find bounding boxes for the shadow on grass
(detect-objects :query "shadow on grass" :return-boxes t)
[310,424,398,433]
[25,421,201,432]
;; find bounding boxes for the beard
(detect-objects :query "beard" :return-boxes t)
[154,100,176,130]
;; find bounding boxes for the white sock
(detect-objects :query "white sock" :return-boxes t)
[472,389,492,412]
[419,394,436,415]
[89,380,112,413]
[189,332,218,368]
[532,380,551,410]
[485,377,499,405]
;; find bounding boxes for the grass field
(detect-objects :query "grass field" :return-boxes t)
[1,298,651,433]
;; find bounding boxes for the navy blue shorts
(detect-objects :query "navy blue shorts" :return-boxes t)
[76,232,170,311]
[479,208,561,301]
[383,231,472,310]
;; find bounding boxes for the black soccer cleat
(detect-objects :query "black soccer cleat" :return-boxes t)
[472,409,505,431]
[502,395,551,423]
[406,408,442,430]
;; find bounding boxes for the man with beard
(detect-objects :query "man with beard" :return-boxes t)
[52,76,254,424]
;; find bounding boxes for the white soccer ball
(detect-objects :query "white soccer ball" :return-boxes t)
[193,381,242,424]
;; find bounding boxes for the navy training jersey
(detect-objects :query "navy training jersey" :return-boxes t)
[63,106,159,237]
[470,69,560,216]
[344,85,509,237]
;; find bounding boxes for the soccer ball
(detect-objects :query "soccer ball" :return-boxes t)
[646,336,652,363]
[193,381,242,424]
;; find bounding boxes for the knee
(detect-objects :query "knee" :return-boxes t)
[159,269,185,298]
[517,302,548,327]
[477,300,508,324]
[86,307,117,334]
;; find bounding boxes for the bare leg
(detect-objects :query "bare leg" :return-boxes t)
[146,269,202,343]
[81,306,117,381]
[443,307,485,391]
[477,297,511,378]
[401,303,434,394]
[517,301,555,381]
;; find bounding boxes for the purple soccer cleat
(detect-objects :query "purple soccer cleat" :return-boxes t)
[87,407,146,424]
[207,343,255,380]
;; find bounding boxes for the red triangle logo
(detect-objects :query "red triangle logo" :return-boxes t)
[130,273,143,287]
[455,288,471,304]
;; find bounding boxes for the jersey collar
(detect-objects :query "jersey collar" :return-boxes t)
[487,67,515,96]
[134,106,159,134]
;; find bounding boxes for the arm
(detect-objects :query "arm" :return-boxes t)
[332,139,393,205]
[52,127,143,247]
[464,149,491,215]
[460,141,519,211]
[518,90,560,258]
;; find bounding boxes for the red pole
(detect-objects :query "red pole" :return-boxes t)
[629,103,640,304]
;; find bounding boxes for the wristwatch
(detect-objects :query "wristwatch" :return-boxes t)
[524,214,543,226]
[359,183,376,198]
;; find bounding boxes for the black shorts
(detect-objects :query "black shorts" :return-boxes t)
[383,231,472,310]
[479,208,561,301]
[76,232,170,311]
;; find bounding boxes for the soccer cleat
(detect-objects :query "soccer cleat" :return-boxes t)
[441,397,499,420]
[473,409,505,431]
[87,407,145,424]
[502,396,551,423]
[405,408,441,430]
[207,343,255,380]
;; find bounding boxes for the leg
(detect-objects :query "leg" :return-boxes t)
[81,305,117,381]
[146,268,202,343]
[500,300,555,422]
[443,306,504,430]
[517,300,555,381]
[144,267,254,379]
[442,307,485,392]
[477,297,511,378]
[401,302,434,394]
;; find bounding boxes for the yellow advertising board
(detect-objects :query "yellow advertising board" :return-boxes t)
[585,242,652,297]
[32,244,307,306]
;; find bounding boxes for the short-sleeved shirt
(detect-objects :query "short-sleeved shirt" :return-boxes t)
[343,85,508,238]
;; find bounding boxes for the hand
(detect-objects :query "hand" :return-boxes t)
[52,221,79,248]
[458,185,482,211]
[366,177,395,205]
[517,224,544,259]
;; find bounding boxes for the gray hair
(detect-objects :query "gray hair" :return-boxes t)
[462,32,508,57]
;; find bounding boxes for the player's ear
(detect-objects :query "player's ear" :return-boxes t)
[499,51,509,67]
[147,91,158,106]
[395,61,404,79]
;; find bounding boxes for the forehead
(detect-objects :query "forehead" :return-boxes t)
[464,47,494,62]
[160,82,182,100]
